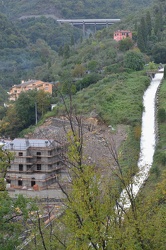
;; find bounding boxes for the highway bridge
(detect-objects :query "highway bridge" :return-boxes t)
[57,18,121,36]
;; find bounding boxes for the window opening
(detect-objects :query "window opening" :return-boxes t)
[31,178,36,187]
[37,164,41,171]
[19,164,23,171]
[18,178,22,186]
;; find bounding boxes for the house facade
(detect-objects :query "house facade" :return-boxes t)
[113,30,132,41]
[8,80,53,101]
[3,138,64,190]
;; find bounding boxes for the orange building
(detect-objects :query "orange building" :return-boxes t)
[8,80,53,101]
[113,30,132,41]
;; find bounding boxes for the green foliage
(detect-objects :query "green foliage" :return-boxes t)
[72,64,86,77]
[137,14,150,53]
[0,90,52,138]
[164,65,166,79]
[124,50,145,71]
[152,42,166,63]
[71,71,149,126]
[15,90,51,127]
[146,11,152,37]
[158,108,166,123]
[0,14,27,49]
[0,192,38,250]
[118,37,133,52]
[0,0,154,20]
[76,73,102,91]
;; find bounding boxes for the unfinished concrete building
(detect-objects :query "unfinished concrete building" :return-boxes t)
[3,138,64,190]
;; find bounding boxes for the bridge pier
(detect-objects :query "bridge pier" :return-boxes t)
[83,21,85,37]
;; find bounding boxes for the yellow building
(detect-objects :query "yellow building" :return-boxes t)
[8,80,53,101]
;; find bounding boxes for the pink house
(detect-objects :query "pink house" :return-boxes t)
[114,30,132,41]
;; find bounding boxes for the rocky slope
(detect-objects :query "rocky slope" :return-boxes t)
[28,117,128,176]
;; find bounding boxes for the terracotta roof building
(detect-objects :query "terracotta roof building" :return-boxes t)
[113,30,132,41]
[8,80,53,101]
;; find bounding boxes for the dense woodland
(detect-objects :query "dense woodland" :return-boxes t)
[1,0,166,249]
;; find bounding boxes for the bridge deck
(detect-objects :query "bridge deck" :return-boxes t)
[57,19,121,24]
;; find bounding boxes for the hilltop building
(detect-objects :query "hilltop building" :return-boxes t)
[2,138,65,190]
[113,30,132,41]
[8,80,53,101]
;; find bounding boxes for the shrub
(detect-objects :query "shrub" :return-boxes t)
[124,50,145,71]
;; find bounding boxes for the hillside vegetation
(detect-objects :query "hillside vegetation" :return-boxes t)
[0,0,166,249]
[0,0,154,19]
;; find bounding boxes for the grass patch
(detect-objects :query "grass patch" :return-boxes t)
[72,71,149,126]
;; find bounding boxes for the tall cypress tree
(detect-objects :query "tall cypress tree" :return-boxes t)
[146,11,152,37]
[137,23,146,52]
[141,17,148,47]
[154,5,163,37]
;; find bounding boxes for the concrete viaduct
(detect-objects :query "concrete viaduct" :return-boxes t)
[57,19,121,36]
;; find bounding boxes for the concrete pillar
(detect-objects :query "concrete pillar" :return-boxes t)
[83,21,85,37]
[94,23,96,33]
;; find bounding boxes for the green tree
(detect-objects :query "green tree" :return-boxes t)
[36,90,51,117]
[14,90,51,129]
[72,64,86,78]
[137,18,147,52]
[154,5,163,37]
[0,146,14,190]
[0,147,28,249]
[63,44,70,59]
[15,91,36,128]
[158,108,166,123]
[152,42,166,63]
[124,50,145,71]
[164,65,166,79]
[0,105,22,139]
[118,37,133,52]
[146,11,152,37]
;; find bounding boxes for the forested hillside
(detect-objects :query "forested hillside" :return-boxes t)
[0,0,154,19]
[0,0,164,93]
[1,1,166,249]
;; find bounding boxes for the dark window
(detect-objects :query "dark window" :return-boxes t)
[37,164,41,170]
[6,176,11,183]
[57,147,61,152]
[31,178,36,187]
[37,152,41,160]
[19,164,23,171]
[18,178,22,186]
[19,152,23,156]
[57,162,60,166]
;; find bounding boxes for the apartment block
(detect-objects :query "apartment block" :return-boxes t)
[8,80,53,101]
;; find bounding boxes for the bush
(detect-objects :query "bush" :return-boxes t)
[124,50,145,71]
[76,73,102,91]
[158,108,166,123]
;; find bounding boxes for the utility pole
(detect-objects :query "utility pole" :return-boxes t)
[35,102,38,125]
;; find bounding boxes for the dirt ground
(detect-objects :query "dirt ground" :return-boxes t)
[29,117,128,175]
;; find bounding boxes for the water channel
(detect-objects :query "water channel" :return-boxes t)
[120,69,164,209]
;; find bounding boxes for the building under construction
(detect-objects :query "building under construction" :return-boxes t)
[2,138,65,190]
